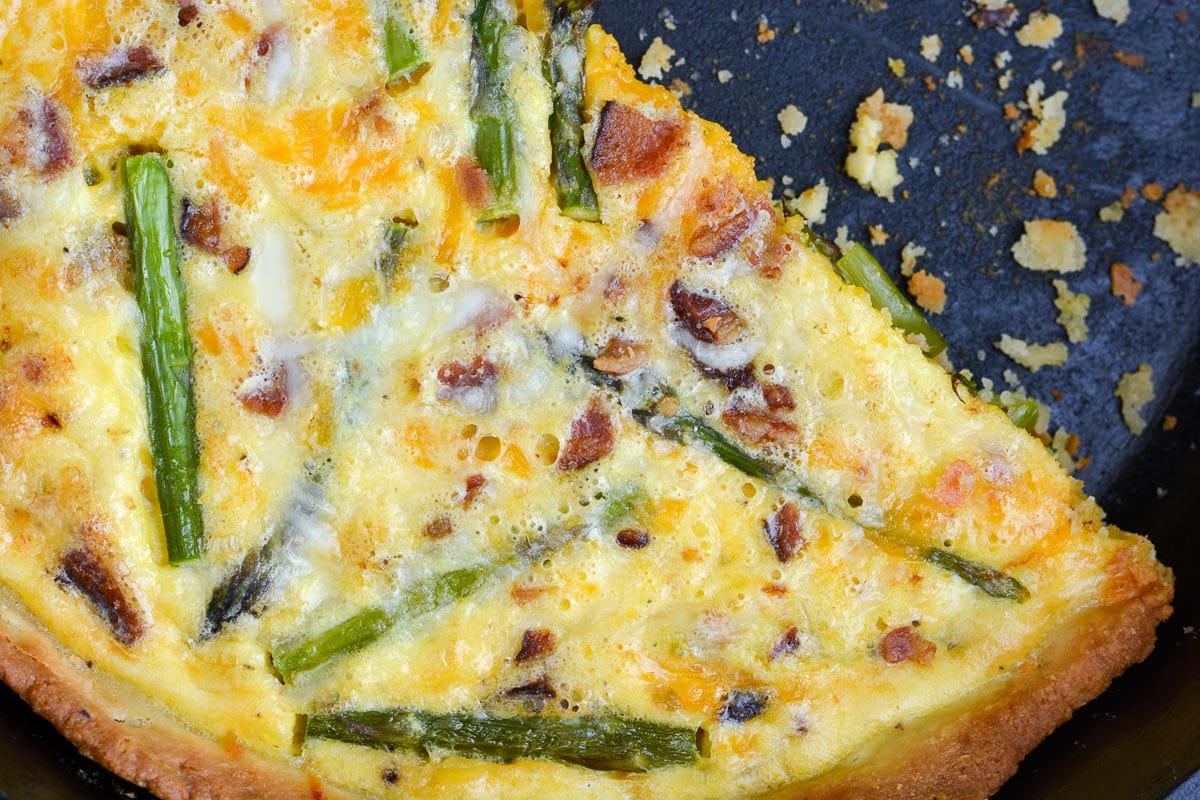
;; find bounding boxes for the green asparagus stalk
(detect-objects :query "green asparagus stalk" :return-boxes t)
[272,563,494,681]
[544,1,599,220]
[383,9,427,84]
[633,406,781,486]
[922,547,1029,601]
[834,243,948,356]
[376,219,414,283]
[471,0,520,222]
[305,708,701,771]
[123,153,204,564]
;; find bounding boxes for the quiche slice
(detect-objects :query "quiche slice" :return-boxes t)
[0,1,1172,798]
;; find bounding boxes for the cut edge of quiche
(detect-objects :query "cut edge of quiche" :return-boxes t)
[0,1,1174,799]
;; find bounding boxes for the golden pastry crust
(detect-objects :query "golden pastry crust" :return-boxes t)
[0,561,1171,800]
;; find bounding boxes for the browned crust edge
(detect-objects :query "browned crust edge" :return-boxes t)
[765,569,1174,800]
[0,563,1174,800]
[0,590,354,800]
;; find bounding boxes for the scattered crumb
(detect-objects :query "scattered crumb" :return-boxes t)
[908,270,947,314]
[946,70,964,90]
[756,20,777,44]
[958,45,975,65]
[845,89,914,202]
[784,179,829,225]
[778,104,808,136]
[995,50,1013,69]
[1099,201,1125,223]
[887,57,906,78]
[1012,219,1087,273]
[1192,91,1200,108]
[834,225,854,253]
[1153,184,1200,266]
[1142,182,1164,202]
[1115,364,1155,435]
[900,241,927,277]
[998,70,1013,91]
[1093,0,1130,25]
[920,34,942,63]
[867,225,889,246]
[1163,415,1178,431]
[668,79,692,100]
[1017,80,1069,154]
[996,334,1069,372]
[717,69,733,84]
[1110,262,1142,304]
[1114,50,1145,68]
[1120,186,1139,209]
[1032,169,1058,198]
[1052,279,1090,343]
[1016,11,1064,48]
[638,36,676,81]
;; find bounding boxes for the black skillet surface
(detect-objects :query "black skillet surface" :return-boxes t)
[2,1,1198,798]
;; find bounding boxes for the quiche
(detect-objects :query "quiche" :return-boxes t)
[0,1,1173,799]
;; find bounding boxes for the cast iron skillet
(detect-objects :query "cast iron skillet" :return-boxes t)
[2,1,1198,797]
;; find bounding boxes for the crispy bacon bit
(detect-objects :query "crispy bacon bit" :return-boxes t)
[423,516,454,540]
[514,628,556,662]
[178,3,199,26]
[237,361,289,418]
[688,179,757,259]
[880,625,937,666]
[590,102,684,185]
[592,337,649,376]
[436,356,500,412]
[78,45,165,90]
[462,474,486,508]
[771,626,801,660]
[222,245,251,274]
[181,197,251,274]
[10,96,73,179]
[505,675,557,698]
[763,502,805,563]
[720,690,767,724]
[616,528,650,549]
[556,397,614,471]
[762,383,795,410]
[454,157,492,209]
[669,281,746,345]
[0,187,21,224]
[511,585,548,605]
[929,459,976,509]
[722,403,800,447]
[696,362,757,391]
[58,547,145,646]
[973,4,1016,28]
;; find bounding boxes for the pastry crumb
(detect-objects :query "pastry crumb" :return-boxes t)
[638,36,676,81]
[996,334,1068,372]
[867,225,889,246]
[958,45,975,65]
[668,79,691,99]
[1052,279,1090,343]
[1012,219,1087,273]
[1093,0,1130,25]
[784,179,829,225]
[1152,184,1200,266]
[1163,415,1178,432]
[1110,262,1142,305]
[908,270,946,314]
[1142,182,1164,202]
[717,69,733,84]
[900,241,927,277]
[1115,364,1155,435]
[834,225,854,253]
[1017,80,1069,154]
[887,57,906,78]
[1032,169,1058,198]
[845,89,913,202]
[920,34,942,63]
[946,70,964,90]
[778,104,808,136]
[1016,11,1063,48]
[757,20,777,44]
[1099,201,1125,223]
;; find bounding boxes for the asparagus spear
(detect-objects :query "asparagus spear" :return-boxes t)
[383,9,427,84]
[922,547,1029,601]
[544,1,599,220]
[834,243,948,357]
[471,0,520,222]
[305,708,701,771]
[376,219,414,283]
[123,153,204,564]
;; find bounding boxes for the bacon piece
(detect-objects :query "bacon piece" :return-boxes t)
[556,397,614,471]
[880,625,937,666]
[222,245,251,274]
[720,690,767,723]
[237,361,290,418]
[12,96,73,178]
[722,402,799,447]
[436,356,500,412]
[763,502,805,563]
[771,626,801,660]
[0,187,21,225]
[181,197,251,274]
[668,281,746,345]
[423,516,454,540]
[590,102,684,185]
[592,337,649,376]
[696,362,757,391]
[687,179,758,259]
[616,528,650,549]
[514,628,556,662]
[454,157,492,209]
[58,547,145,646]
[462,474,486,508]
[178,3,200,26]
[762,383,795,411]
[78,45,165,90]
[505,675,557,698]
